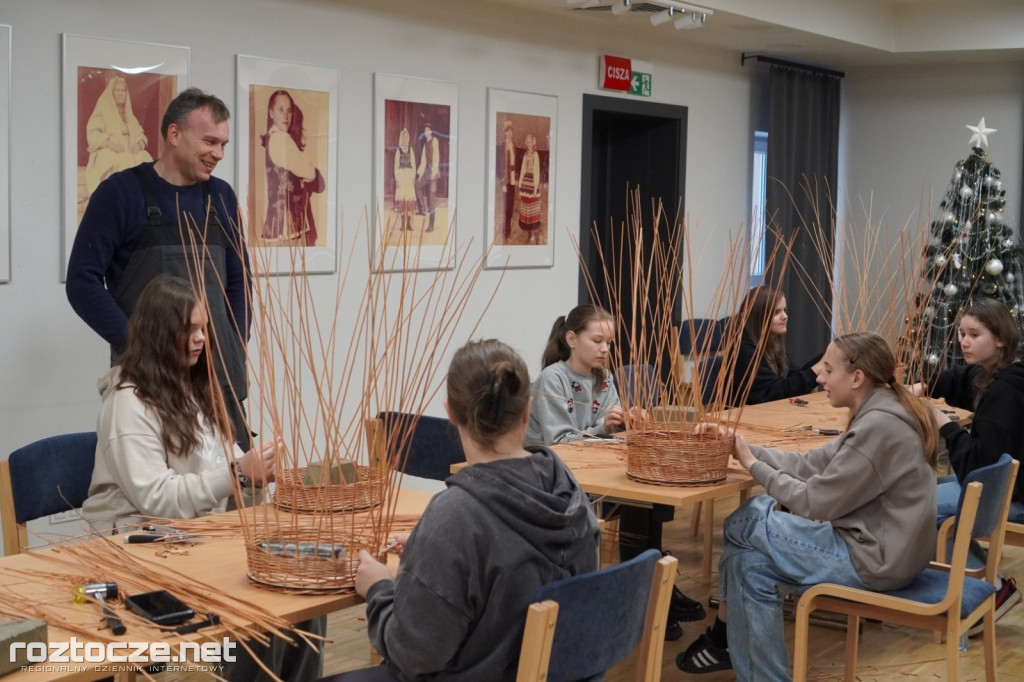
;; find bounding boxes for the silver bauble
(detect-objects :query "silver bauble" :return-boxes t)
[952,253,963,270]
[1007,273,1016,283]
[960,185,974,199]
[985,259,1004,276]
[983,175,996,188]
[927,353,940,366]
[945,212,956,223]
[987,211,997,223]
[934,254,948,267]
[944,283,959,297]
[964,221,972,231]
[1003,239,1015,249]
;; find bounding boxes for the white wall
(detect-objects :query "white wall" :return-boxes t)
[2,0,1022,461]
[841,60,1024,320]
[0,0,752,460]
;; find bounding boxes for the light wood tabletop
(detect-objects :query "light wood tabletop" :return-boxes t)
[0,487,434,682]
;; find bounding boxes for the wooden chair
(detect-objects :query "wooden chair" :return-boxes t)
[0,432,97,555]
[370,412,465,481]
[792,453,1016,682]
[1004,521,1024,548]
[516,549,676,682]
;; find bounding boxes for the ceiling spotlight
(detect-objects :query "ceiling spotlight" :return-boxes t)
[674,11,706,29]
[650,7,675,26]
[610,0,632,16]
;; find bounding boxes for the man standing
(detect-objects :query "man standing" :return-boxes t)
[416,122,441,232]
[500,120,517,241]
[66,88,251,446]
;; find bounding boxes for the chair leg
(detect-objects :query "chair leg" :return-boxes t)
[982,611,997,682]
[844,614,860,679]
[702,499,715,579]
[791,599,812,682]
[945,618,960,681]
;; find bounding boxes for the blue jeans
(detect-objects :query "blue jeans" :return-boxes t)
[937,477,1024,524]
[720,495,866,682]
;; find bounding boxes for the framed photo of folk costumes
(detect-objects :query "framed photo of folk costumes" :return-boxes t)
[0,25,10,283]
[373,73,458,272]
[236,55,338,275]
[61,34,189,279]
[485,88,556,269]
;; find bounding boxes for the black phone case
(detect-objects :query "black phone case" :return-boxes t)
[125,590,195,625]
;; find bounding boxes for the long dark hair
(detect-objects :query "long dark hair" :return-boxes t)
[832,332,938,469]
[118,275,220,458]
[541,304,613,393]
[446,339,531,448]
[739,286,789,376]
[961,298,1022,406]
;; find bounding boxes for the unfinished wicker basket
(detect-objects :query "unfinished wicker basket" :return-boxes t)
[246,528,372,591]
[626,429,734,486]
[273,465,383,512]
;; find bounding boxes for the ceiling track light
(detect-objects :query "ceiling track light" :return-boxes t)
[650,7,675,26]
[674,11,706,29]
[610,0,632,16]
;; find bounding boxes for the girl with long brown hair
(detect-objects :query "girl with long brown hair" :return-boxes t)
[729,286,823,405]
[82,274,276,525]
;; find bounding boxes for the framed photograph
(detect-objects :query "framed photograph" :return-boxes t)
[236,55,338,275]
[0,25,10,283]
[485,88,556,269]
[61,34,189,278]
[373,73,458,271]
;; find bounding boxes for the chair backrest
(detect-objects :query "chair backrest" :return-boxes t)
[695,355,725,406]
[375,412,466,481]
[953,453,1018,583]
[679,318,723,356]
[615,363,661,407]
[0,432,97,555]
[516,549,676,682]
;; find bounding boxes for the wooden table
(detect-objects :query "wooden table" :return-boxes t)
[0,488,433,682]
[549,439,756,579]
[484,392,973,581]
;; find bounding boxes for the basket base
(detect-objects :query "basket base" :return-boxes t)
[625,470,726,487]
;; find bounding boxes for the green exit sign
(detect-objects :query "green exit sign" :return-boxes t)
[630,72,652,97]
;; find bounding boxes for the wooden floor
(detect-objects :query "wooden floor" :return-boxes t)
[166,491,1024,681]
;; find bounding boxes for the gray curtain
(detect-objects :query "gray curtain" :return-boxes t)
[765,65,841,366]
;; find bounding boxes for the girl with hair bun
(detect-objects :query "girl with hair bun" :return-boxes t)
[681,332,937,679]
[330,339,599,682]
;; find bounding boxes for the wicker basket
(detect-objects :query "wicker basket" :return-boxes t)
[246,528,371,591]
[273,465,383,512]
[626,429,734,486]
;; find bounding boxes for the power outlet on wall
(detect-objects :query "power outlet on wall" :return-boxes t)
[49,510,78,525]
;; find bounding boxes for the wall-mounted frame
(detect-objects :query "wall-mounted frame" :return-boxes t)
[236,55,337,275]
[0,25,10,283]
[485,88,556,269]
[373,73,458,271]
[61,34,189,279]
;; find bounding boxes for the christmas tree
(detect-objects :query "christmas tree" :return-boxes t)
[911,118,1024,377]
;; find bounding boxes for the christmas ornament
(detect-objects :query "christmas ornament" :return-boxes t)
[944,283,958,297]
[934,253,948,267]
[985,259,1004,276]
[1007,273,1016,283]
[927,353,940,366]
[959,185,974,200]
[952,253,963,270]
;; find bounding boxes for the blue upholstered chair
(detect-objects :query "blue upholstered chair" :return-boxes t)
[0,432,97,555]
[516,549,676,682]
[694,354,725,407]
[615,363,661,408]
[792,453,1017,682]
[374,412,465,481]
[678,318,723,355]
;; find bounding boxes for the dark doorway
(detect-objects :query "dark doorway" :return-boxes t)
[578,95,687,368]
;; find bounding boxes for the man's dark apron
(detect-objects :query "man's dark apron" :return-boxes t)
[111,167,249,444]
